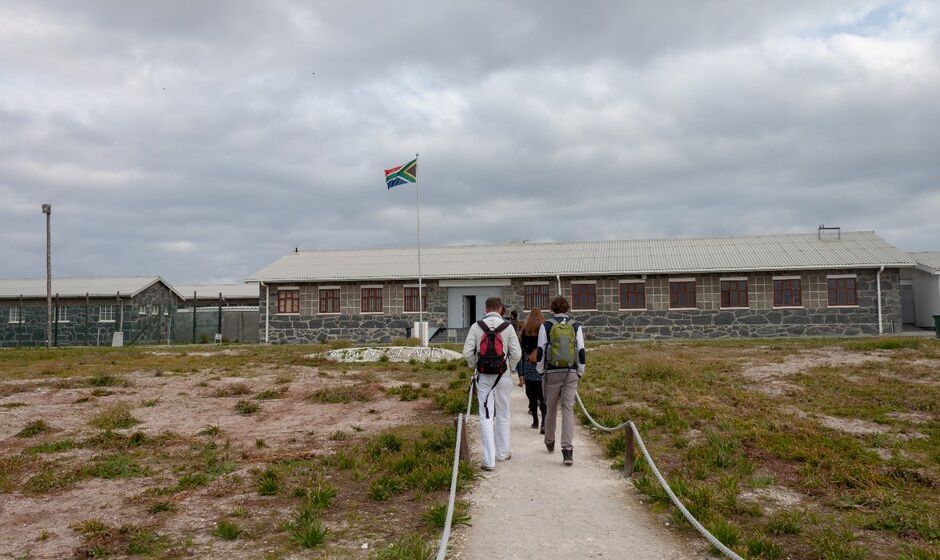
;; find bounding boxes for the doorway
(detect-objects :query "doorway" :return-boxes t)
[463,296,477,328]
[901,284,915,325]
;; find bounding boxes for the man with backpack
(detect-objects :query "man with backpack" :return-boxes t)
[462,297,522,471]
[537,296,586,466]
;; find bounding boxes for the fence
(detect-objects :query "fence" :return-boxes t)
[172,306,259,344]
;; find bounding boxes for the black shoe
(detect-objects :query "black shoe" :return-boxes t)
[545,441,555,453]
[562,449,573,466]
[530,415,539,429]
[539,416,545,434]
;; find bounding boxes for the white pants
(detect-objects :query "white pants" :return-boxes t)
[476,373,513,468]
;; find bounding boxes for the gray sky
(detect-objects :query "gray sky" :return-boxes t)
[1,1,938,283]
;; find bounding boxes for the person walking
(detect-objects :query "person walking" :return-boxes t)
[463,297,522,471]
[537,296,586,466]
[518,308,546,432]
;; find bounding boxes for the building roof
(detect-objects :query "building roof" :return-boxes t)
[175,283,259,300]
[910,251,940,274]
[0,276,182,299]
[247,231,915,283]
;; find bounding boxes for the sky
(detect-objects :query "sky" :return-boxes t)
[1,1,938,284]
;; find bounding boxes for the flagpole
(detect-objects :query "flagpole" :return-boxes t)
[414,153,426,347]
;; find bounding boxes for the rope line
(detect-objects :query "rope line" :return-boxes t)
[434,375,476,560]
[575,392,745,560]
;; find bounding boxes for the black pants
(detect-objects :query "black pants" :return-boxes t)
[524,379,547,419]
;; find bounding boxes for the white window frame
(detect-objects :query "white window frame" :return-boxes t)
[8,307,21,324]
[570,280,598,312]
[99,305,116,323]
[826,274,860,308]
[56,306,69,323]
[359,284,384,315]
[771,275,804,309]
[276,287,301,315]
[618,279,646,311]
[402,284,428,315]
[317,286,341,315]
[668,278,697,310]
[719,277,750,310]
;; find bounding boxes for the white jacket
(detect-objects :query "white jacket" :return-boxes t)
[462,312,522,373]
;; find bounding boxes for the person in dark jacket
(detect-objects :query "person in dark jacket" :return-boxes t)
[518,308,546,432]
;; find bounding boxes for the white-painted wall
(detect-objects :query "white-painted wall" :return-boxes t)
[911,269,940,328]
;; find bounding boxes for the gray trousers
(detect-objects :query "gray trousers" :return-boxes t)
[543,370,579,451]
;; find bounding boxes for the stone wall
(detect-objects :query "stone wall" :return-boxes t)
[260,280,448,344]
[259,269,902,343]
[502,269,902,339]
[0,282,180,348]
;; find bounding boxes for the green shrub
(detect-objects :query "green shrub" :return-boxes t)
[370,533,431,560]
[16,420,53,438]
[234,400,260,415]
[212,520,242,540]
[90,403,139,430]
[257,468,280,496]
[289,505,327,549]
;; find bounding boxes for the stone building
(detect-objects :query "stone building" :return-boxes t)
[246,230,914,344]
[0,277,181,347]
[902,252,940,329]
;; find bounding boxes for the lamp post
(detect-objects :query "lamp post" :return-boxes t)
[42,204,52,349]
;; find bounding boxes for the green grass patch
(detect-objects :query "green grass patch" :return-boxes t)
[308,385,374,403]
[234,399,260,415]
[212,520,242,540]
[16,419,53,438]
[89,403,140,430]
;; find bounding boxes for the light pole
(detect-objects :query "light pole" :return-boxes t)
[42,204,52,349]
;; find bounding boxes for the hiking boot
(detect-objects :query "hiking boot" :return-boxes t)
[480,464,495,471]
[497,452,511,462]
[562,449,573,466]
[545,441,555,453]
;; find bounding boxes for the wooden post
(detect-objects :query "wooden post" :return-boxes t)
[454,416,470,462]
[192,291,197,344]
[624,424,635,477]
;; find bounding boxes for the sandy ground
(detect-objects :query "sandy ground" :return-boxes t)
[451,387,707,560]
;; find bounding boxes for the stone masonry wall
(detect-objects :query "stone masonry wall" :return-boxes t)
[0,282,180,348]
[260,280,447,344]
[259,269,901,344]
[502,269,902,340]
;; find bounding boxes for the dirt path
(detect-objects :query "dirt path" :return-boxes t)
[451,386,707,559]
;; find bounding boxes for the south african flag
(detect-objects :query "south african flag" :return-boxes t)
[384,158,417,189]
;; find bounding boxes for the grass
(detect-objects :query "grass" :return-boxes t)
[89,402,140,430]
[371,533,432,560]
[423,500,470,529]
[308,384,374,403]
[0,342,476,558]
[234,399,260,415]
[16,419,53,438]
[577,337,940,560]
[212,520,242,540]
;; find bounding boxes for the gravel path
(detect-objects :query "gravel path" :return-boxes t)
[450,385,707,559]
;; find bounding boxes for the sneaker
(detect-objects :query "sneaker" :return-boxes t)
[545,441,555,453]
[480,464,495,471]
[562,449,573,466]
[497,452,511,462]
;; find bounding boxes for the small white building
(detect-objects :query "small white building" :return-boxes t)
[905,252,940,328]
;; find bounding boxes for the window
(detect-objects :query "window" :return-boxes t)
[319,288,340,314]
[773,278,801,307]
[571,283,596,310]
[277,289,300,314]
[361,287,383,313]
[8,308,21,323]
[720,280,749,308]
[619,281,646,310]
[56,306,68,322]
[99,305,115,322]
[669,280,696,309]
[523,284,549,310]
[403,286,428,313]
[828,276,858,306]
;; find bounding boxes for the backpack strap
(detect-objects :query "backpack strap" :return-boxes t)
[493,321,511,334]
[476,320,491,333]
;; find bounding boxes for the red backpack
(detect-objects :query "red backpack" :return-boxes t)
[476,320,510,375]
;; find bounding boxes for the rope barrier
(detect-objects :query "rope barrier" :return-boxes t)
[434,376,476,560]
[575,392,745,560]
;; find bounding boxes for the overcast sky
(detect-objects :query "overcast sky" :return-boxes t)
[1,1,938,283]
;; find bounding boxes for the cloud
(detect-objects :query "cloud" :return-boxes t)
[0,0,938,284]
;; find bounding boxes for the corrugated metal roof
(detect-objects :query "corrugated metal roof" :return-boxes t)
[247,231,915,283]
[910,251,940,273]
[0,276,180,299]
[175,283,259,300]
